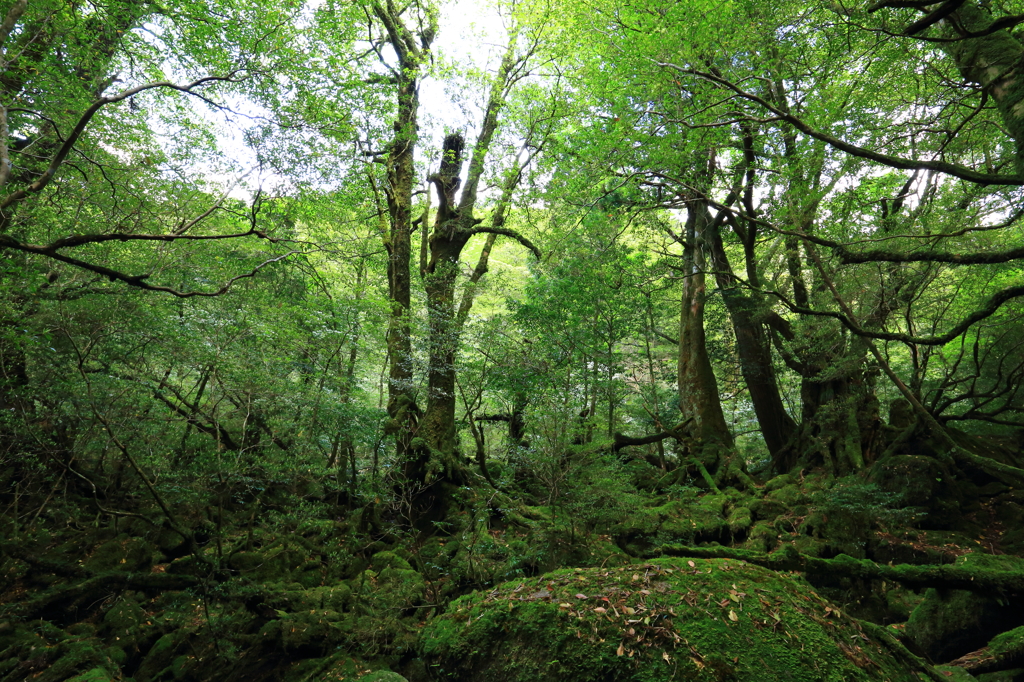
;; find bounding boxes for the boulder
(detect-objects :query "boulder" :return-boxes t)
[420,557,937,681]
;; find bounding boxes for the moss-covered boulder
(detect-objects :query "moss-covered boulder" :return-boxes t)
[906,553,1024,662]
[419,557,936,681]
[614,495,733,553]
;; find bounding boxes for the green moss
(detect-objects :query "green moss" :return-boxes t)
[135,631,187,680]
[362,672,409,682]
[66,667,115,682]
[906,553,1024,661]
[617,495,732,548]
[976,671,1024,682]
[726,507,752,536]
[83,535,153,573]
[371,551,414,571]
[982,623,1024,659]
[931,666,975,682]
[420,558,935,681]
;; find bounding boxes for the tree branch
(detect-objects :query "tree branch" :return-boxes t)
[663,65,1024,186]
[465,226,541,260]
[0,73,246,214]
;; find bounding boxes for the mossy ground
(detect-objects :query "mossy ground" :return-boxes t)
[419,557,932,682]
[3,447,1024,681]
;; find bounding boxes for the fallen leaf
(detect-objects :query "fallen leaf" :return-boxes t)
[687,561,696,568]
[594,607,607,614]
[617,642,625,656]
[728,610,739,622]
[663,652,671,662]
[575,593,587,599]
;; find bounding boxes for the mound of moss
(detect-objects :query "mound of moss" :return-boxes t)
[418,557,937,682]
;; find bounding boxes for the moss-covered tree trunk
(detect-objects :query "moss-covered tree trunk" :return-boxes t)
[372,1,432,470]
[706,204,796,463]
[948,2,1024,173]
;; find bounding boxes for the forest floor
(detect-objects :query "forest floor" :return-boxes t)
[3,434,1024,682]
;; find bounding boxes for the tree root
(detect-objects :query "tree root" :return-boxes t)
[948,625,1024,675]
[642,544,1024,596]
[1,571,200,622]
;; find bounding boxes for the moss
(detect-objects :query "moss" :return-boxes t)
[135,631,188,680]
[764,474,795,493]
[362,672,409,682]
[868,455,964,529]
[258,611,349,655]
[66,667,115,682]
[976,671,1024,682]
[726,507,752,537]
[226,537,315,583]
[931,666,976,682]
[617,495,732,549]
[371,551,414,571]
[83,535,154,573]
[752,482,810,520]
[420,557,935,682]
[744,521,778,553]
[906,553,1024,661]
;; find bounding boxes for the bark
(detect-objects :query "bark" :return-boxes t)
[948,2,1024,173]
[418,132,473,481]
[645,544,1024,596]
[706,207,796,462]
[677,202,732,454]
[372,0,433,469]
[948,625,1024,675]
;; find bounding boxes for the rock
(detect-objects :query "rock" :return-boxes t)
[905,553,1024,662]
[83,535,153,573]
[420,557,937,681]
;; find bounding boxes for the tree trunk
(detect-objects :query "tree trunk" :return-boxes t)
[677,202,733,461]
[371,2,436,482]
[948,2,1024,173]
[706,206,796,463]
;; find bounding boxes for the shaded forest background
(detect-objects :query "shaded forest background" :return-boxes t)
[4,0,1024,680]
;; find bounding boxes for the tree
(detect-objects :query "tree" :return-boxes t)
[542,0,1024,482]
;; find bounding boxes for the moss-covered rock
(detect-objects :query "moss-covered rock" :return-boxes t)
[363,672,409,682]
[906,553,1024,662]
[615,495,733,552]
[751,482,809,520]
[419,557,937,681]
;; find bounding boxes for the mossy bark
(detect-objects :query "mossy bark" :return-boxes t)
[949,3,1024,174]
[647,545,1024,596]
